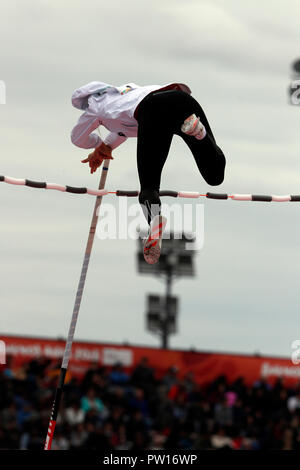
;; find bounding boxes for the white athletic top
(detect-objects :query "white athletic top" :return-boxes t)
[71,81,191,150]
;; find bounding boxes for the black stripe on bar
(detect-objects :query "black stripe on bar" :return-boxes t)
[290,195,300,202]
[0,176,4,182]
[159,190,178,197]
[252,195,272,202]
[206,192,228,200]
[25,179,47,189]
[66,186,87,194]
[116,190,139,197]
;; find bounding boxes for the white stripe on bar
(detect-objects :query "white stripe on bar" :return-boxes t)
[271,195,291,202]
[86,188,108,196]
[5,176,26,185]
[231,194,252,201]
[46,183,66,191]
[178,191,200,198]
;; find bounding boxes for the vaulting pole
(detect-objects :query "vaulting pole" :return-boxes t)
[44,159,111,450]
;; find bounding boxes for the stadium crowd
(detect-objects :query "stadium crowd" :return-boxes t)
[1,355,300,450]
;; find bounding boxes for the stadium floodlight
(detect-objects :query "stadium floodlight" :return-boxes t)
[146,294,178,336]
[137,231,196,348]
[137,232,196,277]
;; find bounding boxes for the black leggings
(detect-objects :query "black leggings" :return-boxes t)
[135,90,226,224]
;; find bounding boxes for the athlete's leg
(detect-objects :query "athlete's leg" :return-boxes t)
[136,93,175,263]
[138,188,161,225]
[136,93,174,224]
[177,100,226,186]
[163,91,226,185]
[136,89,226,223]
[135,89,225,265]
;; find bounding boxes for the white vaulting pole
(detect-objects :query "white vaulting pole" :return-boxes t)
[44,159,111,450]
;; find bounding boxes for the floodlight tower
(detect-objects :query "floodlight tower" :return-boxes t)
[137,232,196,349]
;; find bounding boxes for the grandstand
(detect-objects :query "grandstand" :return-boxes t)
[1,335,300,450]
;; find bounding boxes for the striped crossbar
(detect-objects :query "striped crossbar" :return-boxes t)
[1,175,300,202]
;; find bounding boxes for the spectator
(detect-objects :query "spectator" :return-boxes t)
[127,410,148,442]
[129,388,148,417]
[1,400,18,432]
[80,387,104,414]
[114,424,132,450]
[131,357,155,392]
[2,356,14,380]
[287,391,300,413]
[210,426,233,450]
[182,371,197,394]
[108,363,129,386]
[162,366,179,391]
[70,423,88,449]
[214,398,233,427]
[51,427,70,450]
[65,399,85,426]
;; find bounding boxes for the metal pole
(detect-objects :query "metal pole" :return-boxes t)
[44,159,111,450]
[162,269,172,349]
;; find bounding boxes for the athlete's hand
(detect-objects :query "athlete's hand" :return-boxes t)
[81,143,113,174]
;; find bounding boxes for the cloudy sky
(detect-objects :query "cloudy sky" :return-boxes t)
[0,0,299,358]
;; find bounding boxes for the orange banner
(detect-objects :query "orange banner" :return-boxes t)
[1,335,300,386]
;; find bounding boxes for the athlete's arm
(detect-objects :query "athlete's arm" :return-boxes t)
[81,142,113,174]
[81,131,128,174]
[104,131,128,150]
[71,110,102,149]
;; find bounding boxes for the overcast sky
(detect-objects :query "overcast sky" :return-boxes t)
[0,0,299,358]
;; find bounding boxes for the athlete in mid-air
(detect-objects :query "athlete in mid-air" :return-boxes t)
[71,81,226,264]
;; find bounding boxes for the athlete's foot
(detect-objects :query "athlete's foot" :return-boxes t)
[143,215,167,265]
[181,114,206,140]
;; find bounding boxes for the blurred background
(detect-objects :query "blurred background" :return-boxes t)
[1,0,300,450]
